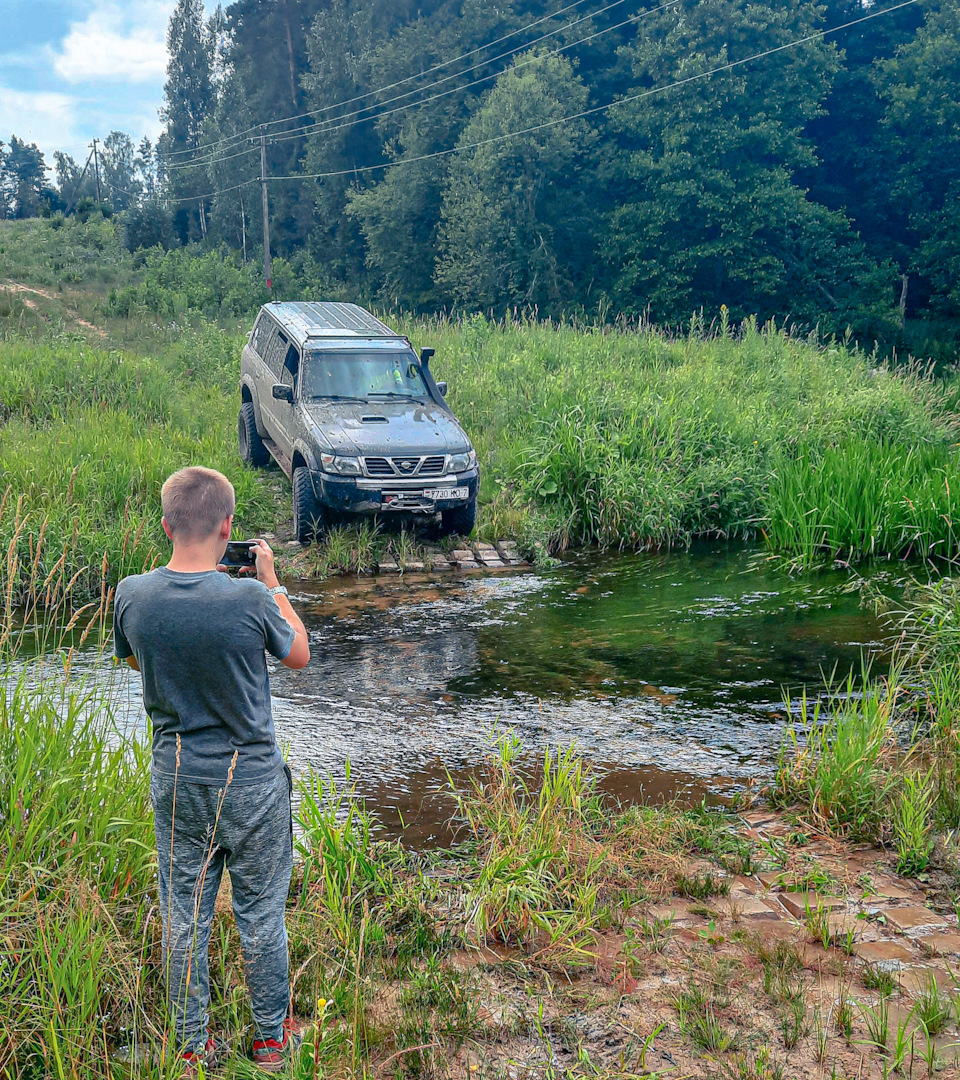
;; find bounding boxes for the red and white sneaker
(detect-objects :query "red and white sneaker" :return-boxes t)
[252,1018,301,1072]
[181,1033,217,1078]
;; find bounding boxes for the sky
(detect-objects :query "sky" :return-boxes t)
[0,0,199,172]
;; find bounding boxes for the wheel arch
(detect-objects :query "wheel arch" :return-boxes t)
[239,375,267,437]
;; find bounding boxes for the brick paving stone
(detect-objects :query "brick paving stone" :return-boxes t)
[496,541,520,562]
[920,933,960,957]
[898,965,956,996]
[753,920,804,945]
[713,895,780,920]
[778,892,846,919]
[861,883,917,903]
[883,906,950,933]
[377,559,400,573]
[645,901,702,927]
[475,548,503,563]
[404,560,425,572]
[474,542,496,552]
[853,939,914,965]
[452,549,480,568]
[758,872,798,891]
[827,913,881,944]
[742,811,779,828]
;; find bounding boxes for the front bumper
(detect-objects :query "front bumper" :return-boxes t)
[313,467,479,515]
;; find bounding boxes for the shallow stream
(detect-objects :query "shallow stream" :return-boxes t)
[84,544,889,845]
[254,544,885,845]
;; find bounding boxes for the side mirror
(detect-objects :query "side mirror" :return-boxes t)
[272,384,294,403]
[420,347,435,367]
[436,381,448,397]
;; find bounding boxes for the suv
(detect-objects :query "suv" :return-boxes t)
[238,301,479,542]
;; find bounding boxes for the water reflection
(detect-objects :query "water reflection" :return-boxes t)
[262,544,886,840]
[68,544,889,846]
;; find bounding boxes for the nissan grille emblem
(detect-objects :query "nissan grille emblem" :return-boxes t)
[397,459,417,473]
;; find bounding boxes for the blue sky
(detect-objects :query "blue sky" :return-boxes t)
[0,1,196,171]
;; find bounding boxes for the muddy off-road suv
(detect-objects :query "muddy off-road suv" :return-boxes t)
[239,302,479,542]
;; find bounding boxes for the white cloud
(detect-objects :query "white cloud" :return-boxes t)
[0,86,78,167]
[51,1,172,84]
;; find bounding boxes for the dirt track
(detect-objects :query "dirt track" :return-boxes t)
[1,280,106,337]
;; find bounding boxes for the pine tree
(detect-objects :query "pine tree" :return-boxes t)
[159,0,214,241]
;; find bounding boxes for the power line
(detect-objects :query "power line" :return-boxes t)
[158,0,626,164]
[267,0,677,150]
[161,142,258,173]
[95,0,923,213]
[265,0,922,186]
[265,0,642,144]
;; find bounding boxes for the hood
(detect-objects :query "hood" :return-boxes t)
[302,399,472,457]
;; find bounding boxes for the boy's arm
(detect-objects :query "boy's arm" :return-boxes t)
[252,540,310,669]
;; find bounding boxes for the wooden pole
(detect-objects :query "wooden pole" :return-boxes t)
[260,132,272,291]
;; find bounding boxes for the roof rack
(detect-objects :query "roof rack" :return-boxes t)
[266,301,400,344]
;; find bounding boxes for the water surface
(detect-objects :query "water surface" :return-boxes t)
[258,544,884,843]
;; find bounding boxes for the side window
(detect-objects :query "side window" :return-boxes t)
[250,314,268,358]
[281,344,299,390]
[264,329,288,376]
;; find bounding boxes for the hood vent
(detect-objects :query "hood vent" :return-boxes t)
[360,414,388,424]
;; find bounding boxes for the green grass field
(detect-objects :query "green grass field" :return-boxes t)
[4,215,960,598]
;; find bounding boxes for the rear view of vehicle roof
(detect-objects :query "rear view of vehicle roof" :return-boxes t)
[266,301,398,341]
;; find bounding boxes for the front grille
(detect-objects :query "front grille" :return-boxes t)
[362,455,447,477]
[420,456,446,477]
[364,457,394,477]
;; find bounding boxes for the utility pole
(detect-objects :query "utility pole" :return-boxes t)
[92,138,102,203]
[239,190,247,265]
[259,131,272,292]
[65,147,94,215]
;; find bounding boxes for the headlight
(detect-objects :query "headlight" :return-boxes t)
[448,449,477,472]
[320,453,361,476]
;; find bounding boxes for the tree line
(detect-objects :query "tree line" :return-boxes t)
[4,0,958,356]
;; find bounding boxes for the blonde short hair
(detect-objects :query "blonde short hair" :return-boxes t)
[161,467,235,541]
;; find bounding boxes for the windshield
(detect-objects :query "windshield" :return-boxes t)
[301,349,428,401]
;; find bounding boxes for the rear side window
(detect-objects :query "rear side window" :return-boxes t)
[251,314,273,359]
[264,330,290,376]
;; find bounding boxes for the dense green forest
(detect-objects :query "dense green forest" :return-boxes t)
[1,0,957,357]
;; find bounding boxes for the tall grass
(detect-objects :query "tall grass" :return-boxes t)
[0,326,273,601]
[768,438,960,564]
[771,660,905,840]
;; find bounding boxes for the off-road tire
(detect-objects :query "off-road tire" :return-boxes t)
[238,401,270,467]
[440,497,477,538]
[292,467,325,544]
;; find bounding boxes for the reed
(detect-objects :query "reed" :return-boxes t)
[771,659,904,840]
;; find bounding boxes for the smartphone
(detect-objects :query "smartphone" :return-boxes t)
[221,540,258,569]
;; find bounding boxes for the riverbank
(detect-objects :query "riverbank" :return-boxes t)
[3,298,960,604]
[4,669,960,1079]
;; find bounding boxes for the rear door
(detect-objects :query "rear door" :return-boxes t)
[260,328,300,459]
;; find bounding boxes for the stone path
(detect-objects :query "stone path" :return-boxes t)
[282,538,530,575]
[643,809,960,1061]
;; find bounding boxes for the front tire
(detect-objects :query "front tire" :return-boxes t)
[440,497,477,538]
[292,467,325,543]
[238,401,270,467]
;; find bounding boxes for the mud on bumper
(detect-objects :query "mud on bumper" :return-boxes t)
[312,469,479,515]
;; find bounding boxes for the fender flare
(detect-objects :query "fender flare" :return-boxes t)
[239,375,268,438]
[291,441,322,488]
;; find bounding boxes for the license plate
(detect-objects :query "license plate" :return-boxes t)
[430,487,469,500]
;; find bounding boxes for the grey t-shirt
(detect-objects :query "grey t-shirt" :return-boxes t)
[114,567,296,785]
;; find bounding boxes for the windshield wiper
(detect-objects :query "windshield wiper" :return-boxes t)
[367,392,424,401]
[310,395,368,403]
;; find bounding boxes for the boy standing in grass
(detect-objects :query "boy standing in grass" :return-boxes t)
[113,466,310,1073]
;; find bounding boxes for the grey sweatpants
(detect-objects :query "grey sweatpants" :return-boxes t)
[150,766,293,1052]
